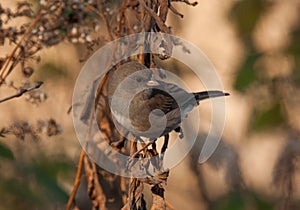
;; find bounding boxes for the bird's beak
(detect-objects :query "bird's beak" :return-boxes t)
[146,79,160,87]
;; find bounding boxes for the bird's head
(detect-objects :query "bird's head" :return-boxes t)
[108,62,160,94]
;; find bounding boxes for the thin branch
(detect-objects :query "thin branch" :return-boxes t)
[91,160,108,210]
[138,0,145,64]
[0,12,43,84]
[158,0,169,22]
[66,150,86,210]
[0,81,43,104]
[120,175,128,205]
[117,0,128,38]
[169,4,184,18]
[138,0,170,33]
[151,184,166,210]
[84,155,108,210]
[171,0,198,6]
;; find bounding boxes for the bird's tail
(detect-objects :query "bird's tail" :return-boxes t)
[194,91,229,101]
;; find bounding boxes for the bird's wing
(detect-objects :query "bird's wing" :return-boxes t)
[144,87,193,135]
[147,82,197,114]
[145,88,178,114]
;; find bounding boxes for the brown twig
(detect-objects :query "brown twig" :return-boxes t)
[0,12,43,84]
[169,4,184,18]
[117,0,128,38]
[66,150,86,210]
[158,0,169,22]
[129,141,152,160]
[120,174,128,205]
[137,0,170,33]
[91,159,108,210]
[151,184,166,210]
[171,0,198,6]
[84,155,108,210]
[138,0,146,64]
[0,81,43,104]
[128,178,146,210]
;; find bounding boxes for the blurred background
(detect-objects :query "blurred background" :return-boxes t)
[1,0,300,209]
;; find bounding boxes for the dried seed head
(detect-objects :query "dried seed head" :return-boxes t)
[40,0,47,6]
[71,37,78,43]
[71,27,78,35]
[86,34,92,42]
[38,26,44,32]
[22,66,34,77]
[94,24,100,31]
[79,37,85,43]
[31,28,37,34]
[50,5,57,11]
[39,92,47,102]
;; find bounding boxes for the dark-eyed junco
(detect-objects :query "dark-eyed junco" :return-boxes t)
[107,61,229,140]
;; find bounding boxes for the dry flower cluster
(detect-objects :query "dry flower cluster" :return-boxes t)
[0,0,106,86]
[0,118,61,140]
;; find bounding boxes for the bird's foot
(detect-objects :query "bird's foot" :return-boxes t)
[175,127,184,139]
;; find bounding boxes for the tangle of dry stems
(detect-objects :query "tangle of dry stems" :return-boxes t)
[65,0,199,209]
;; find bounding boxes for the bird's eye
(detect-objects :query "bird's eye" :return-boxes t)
[137,78,142,82]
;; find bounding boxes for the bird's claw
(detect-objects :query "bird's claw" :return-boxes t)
[175,127,184,139]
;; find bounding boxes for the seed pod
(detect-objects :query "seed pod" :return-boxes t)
[22,66,34,77]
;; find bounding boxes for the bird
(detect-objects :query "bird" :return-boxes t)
[106,61,229,141]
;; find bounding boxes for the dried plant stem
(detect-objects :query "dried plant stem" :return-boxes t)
[66,150,86,210]
[0,81,43,103]
[151,184,166,210]
[168,4,184,18]
[137,0,170,33]
[172,0,198,6]
[91,158,108,210]
[138,1,146,64]
[0,12,43,84]
[128,178,146,209]
[84,156,108,210]
[120,175,128,205]
[129,141,152,159]
[117,0,128,38]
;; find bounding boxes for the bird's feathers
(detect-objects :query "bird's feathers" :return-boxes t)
[106,61,229,138]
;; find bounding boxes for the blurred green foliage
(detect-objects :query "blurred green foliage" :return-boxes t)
[0,146,75,210]
[232,0,300,134]
[36,62,71,81]
[230,0,269,41]
[251,103,284,131]
[234,53,260,92]
[229,0,300,208]
[213,191,274,210]
[0,142,14,160]
[231,0,266,95]
[213,191,245,210]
